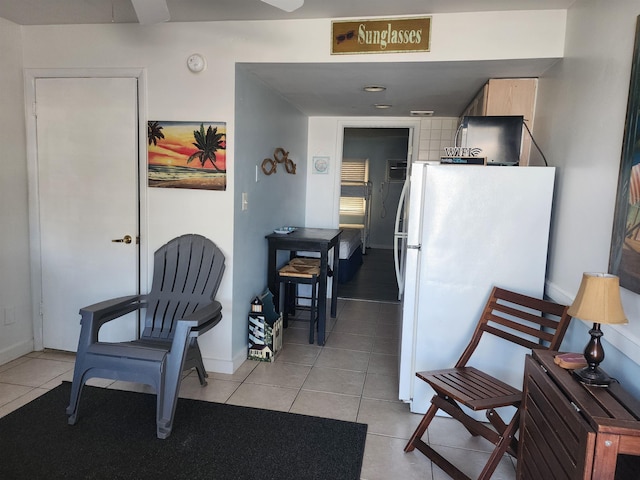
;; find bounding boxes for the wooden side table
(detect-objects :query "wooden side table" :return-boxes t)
[518,349,640,479]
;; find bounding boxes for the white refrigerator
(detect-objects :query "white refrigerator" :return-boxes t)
[396,162,555,414]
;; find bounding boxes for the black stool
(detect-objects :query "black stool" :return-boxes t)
[277,258,320,344]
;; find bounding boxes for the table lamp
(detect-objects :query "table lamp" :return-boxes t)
[567,272,628,387]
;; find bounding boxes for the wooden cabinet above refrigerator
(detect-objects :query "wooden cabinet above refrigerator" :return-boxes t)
[461,78,538,166]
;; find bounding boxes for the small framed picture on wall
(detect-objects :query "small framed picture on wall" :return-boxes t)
[312,156,330,174]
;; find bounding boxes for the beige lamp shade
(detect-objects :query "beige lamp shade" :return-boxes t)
[567,273,628,325]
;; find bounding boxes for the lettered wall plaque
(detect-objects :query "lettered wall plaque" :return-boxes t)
[332,17,431,55]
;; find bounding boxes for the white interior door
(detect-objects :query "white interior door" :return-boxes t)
[36,77,139,352]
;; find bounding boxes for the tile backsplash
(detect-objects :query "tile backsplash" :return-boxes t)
[417,117,460,162]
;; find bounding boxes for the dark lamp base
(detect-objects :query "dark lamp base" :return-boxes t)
[573,366,612,387]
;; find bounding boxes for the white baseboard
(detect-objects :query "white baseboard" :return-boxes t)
[0,339,35,366]
[367,244,393,250]
[202,347,249,374]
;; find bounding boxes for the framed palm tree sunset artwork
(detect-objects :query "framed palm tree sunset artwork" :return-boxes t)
[147,121,226,190]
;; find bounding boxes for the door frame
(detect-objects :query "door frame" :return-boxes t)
[334,118,421,227]
[24,68,149,351]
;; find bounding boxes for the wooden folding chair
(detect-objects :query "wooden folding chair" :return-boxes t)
[404,286,572,480]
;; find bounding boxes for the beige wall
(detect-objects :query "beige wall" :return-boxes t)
[535,0,640,395]
[5,10,567,372]
[0,17,32,364]
[232,67,308,371]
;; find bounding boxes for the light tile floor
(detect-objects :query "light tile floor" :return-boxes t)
[0,299,517,480]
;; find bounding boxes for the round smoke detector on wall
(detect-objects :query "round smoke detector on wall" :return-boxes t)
[187,53,206,73]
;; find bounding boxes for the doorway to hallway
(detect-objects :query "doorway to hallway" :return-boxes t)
[337,127,411,304]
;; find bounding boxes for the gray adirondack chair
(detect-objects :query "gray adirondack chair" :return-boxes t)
[66,234,225,439]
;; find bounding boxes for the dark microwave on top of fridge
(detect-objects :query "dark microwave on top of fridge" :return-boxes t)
[459,115,524,166]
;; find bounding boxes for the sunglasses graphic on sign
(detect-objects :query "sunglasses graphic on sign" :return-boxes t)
[335,30,355,44]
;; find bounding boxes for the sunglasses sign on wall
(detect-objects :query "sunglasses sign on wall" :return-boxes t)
[331,17,431,55]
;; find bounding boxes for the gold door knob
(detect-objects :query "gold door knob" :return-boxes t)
[112,235,133,244]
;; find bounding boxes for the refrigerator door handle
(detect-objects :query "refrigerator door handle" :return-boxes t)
[407,244,421,250]
[393,233,405,294]
[394,178,410,295]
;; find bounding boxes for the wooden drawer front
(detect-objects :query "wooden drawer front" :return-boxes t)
[518,356,596,479]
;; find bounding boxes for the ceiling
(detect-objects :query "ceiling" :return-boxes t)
[0,0,576,25]
[2,0,575,117]
[240,59,560,117]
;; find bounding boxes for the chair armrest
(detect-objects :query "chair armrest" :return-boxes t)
[180,301,223,334]
[79,294,147,331]
[80,294,145,315]
[168,302,222,358]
